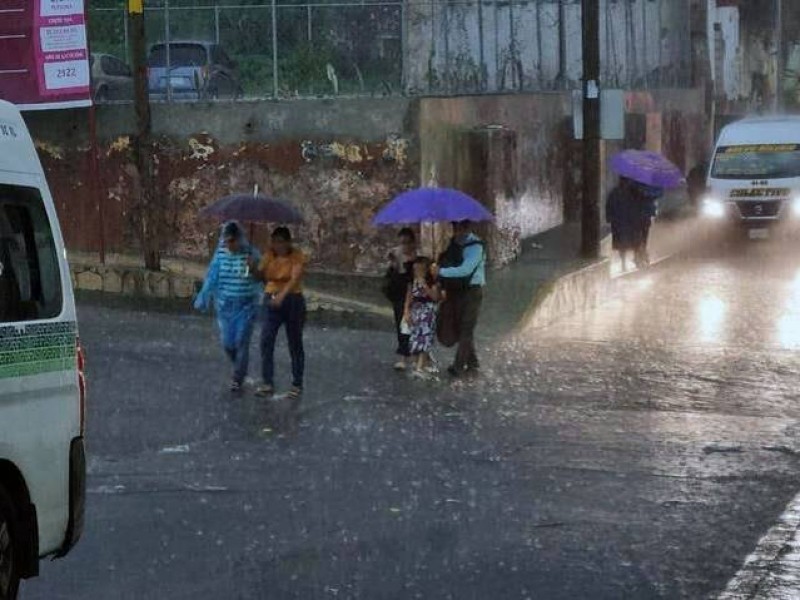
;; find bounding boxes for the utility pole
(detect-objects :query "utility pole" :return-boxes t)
[127,0,160,271]
[775,0,783,113]
[581,0,601,259]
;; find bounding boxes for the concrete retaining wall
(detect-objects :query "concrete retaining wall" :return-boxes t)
[70,262,198,300]
[69,261,391,318]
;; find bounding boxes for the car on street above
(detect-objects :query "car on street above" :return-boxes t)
[0,100,86,599]
[90,53,133,103]
[702,116,800,239]
[147,41,243,101]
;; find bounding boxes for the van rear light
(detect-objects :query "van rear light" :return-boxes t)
[77,339,86,436]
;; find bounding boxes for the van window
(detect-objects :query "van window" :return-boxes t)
[0,184,62,323]
[711,144,800,180]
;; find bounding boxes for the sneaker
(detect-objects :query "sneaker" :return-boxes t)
[230,380,243,393]
[393,360,408,371]
[255,384,274,398]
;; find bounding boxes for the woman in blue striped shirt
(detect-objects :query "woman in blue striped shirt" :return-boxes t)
[194,221,261,392]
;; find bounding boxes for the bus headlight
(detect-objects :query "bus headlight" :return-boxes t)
[791,197,800,217]
[701,197,725,219]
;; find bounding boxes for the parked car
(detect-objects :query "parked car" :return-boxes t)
[90,53,133,103]
[147,41,243,101]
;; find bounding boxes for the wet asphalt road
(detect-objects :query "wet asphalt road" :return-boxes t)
[22,238,800,600]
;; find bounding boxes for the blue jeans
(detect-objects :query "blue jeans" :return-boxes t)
[217,298,257,385]
[261,293,306,388]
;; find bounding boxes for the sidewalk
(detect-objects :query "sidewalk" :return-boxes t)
[70,212,701,334]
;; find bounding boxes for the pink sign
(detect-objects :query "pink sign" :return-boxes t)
[33,0,90,99]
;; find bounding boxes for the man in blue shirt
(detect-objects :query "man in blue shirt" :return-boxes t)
[434,221,486,377]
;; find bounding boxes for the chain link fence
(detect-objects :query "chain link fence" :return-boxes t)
[87,0,692,103]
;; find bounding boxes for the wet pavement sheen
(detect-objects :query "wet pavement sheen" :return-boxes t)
[22,238,800,599]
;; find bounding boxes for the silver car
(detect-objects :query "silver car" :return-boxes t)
[147,41,242,101]
[90,53,133,103]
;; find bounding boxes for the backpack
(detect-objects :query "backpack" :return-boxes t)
[437,238,485,294]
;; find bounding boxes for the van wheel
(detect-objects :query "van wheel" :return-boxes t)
[0,486,20,600]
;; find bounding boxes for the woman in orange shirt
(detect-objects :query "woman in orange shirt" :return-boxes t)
[253,227,308,399]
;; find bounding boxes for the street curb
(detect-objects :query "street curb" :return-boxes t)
[522,258,612,330]
[520,217,701,330]
[717,490,800,599]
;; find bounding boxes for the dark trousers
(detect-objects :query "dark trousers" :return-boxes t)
[453,287,483,371]
[391,298,411,357]
[261,293,306,388]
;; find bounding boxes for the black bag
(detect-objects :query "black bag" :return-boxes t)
[436,294,460,347]
[437,238,484,294]
[382,264,410,302]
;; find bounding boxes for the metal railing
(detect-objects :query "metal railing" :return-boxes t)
[87,0,692,103]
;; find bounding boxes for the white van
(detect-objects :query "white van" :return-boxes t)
[0,100,85,598]
[702,116,800,238]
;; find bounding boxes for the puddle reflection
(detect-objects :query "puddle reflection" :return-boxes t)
[697,295,727,344]
[777,269,800,349]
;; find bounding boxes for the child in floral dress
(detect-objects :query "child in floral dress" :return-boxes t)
[403,257,441,377]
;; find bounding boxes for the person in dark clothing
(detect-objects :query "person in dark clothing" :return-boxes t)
[635,183,662,268]
[384,227,417,371]
[606,178,641,271]
[687,162,709,209]
[433,221,486,378]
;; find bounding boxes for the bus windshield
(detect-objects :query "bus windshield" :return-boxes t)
[711,144,800,180]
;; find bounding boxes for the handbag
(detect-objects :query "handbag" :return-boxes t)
[436,296,460,348]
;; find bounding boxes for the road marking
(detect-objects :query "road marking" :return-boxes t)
[718,490,800,599]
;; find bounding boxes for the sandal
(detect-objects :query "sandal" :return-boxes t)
[287,386,303,400]
[255,384,274,398]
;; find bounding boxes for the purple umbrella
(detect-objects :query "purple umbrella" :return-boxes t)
[199,193,303,224]
[611,150,685,189]
[373,187,494,225]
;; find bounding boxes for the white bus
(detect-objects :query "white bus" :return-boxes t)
[0,100,85,599]
[702,116,800,239]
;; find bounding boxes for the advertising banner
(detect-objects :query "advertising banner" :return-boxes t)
[0,0,92,110]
